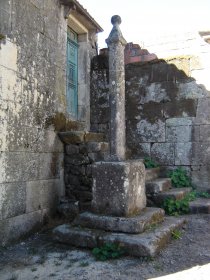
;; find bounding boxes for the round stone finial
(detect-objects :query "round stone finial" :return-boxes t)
[111,15,121,25]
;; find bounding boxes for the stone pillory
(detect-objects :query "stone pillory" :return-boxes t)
[92,15,147,217]
[106,15,127,161]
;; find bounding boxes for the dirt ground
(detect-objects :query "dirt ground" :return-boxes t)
[0,214,210,280]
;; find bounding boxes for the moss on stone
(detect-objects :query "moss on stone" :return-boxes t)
[0,34,5,41]
[45,112,85,132]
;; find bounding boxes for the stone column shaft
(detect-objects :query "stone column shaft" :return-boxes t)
[106,15,127,161]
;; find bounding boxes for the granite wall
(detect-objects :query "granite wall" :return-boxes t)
[0,0,97,245]
[0,0,67,246]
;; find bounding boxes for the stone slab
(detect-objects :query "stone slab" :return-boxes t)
[0,182,26,221]
[53,224,98,248]
[189,198,210,214]
[151,143,175,166]
[200,125,210,142]
[86,142,109,153]
[195,98,210,125]
[92,160,146,217]
[146,178,172,194]
[26,179,61,213]
[166,125,192,142]
[53,217,186,257]
[166,117,194,126]
[152,187,192,206]
[145,168,160,182]
[0,209,49,246]
[175,142,192,165]
[191,165,210,190]
[84,132,105,143]
[58,131,85,144]
[138,119,165,143]
[58,131,106,144]
[73,208,165,234]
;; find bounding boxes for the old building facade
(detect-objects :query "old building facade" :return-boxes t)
[1,0,210,246]
[0,0,102,245]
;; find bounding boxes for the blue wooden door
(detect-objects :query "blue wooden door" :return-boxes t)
[67,27,78,118]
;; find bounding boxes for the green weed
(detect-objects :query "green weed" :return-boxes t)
[140,256,154,262]
[171,229,182,239]
[163,190,210,216]
[167,167,192,188]
[163,192,196,215]
[144,157,159,169]
[0,34,5,41]
[31,267,37,272]
[92,243,125,261]
[154,263,164,271]
[195,191,210,198]
[79,261,89,267]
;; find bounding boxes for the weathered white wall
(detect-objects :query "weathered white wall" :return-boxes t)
[143,31,210,89]
[0,0,68,245]
[0,0,98,245]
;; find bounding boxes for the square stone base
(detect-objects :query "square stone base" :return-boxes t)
[91,160,146,217]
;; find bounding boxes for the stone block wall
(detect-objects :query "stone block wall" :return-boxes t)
[90,55,110,136]
[64,140,109,211]
[90,37,210,190]
[0,0,68,245]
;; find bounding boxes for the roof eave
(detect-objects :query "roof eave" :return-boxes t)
[60,0,103,32]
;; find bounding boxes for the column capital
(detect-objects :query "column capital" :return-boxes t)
[106,15,127,46]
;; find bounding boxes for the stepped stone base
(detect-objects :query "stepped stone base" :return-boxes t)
[189,198,210,214]
[73,208,165,234]
[53,217,186,257]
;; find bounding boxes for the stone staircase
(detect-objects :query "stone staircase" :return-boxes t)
[145,167,210,214]
[145,167,192,207]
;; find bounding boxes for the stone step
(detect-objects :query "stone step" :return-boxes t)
[151,187,192,206]
[189,198,210,214]
[58,131,106,144]
[73,207,165,234]
[53,216,186,257]
[146,178,172,194]
[145,167,161,182]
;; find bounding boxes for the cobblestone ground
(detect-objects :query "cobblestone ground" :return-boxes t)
[0,214,210,280]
